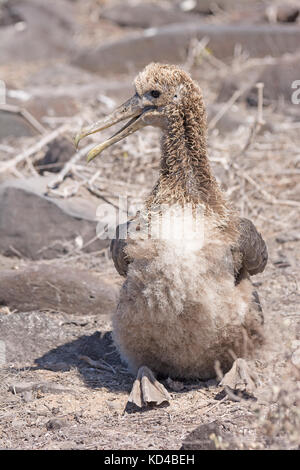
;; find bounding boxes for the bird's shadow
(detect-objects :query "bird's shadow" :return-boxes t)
[34,330,133,394]
[33,329,211,398]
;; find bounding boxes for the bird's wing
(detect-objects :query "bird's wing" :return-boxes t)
[112,216,268,280]
[110,221,132,277]
[234,217,268,278]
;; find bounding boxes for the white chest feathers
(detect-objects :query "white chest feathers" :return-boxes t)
[124,205,246,322]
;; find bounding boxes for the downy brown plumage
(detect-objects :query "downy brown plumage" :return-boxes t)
[76,63,268,404]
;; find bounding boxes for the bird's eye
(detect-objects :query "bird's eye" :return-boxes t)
[150,90,160,98]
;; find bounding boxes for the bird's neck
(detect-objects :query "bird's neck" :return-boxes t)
[161,105,210,195]
[148,94,227,215]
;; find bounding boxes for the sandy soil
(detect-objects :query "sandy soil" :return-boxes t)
[0,0,299,450]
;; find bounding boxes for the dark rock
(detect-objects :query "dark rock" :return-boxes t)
[101,2,196,28]
[46,418,67,431]
[276,6,300,23]
[0,110,37,139]
[73,23,300,76]
[181,420,239,450]
[35,138,75,174]
[0,263,120,315]
[0,2,23,27]
[0,178,109,259]
[0,0,76,65]
[218,53,300,106]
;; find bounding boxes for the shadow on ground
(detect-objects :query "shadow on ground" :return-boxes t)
[33,328,212,400]
[34,330,133,393]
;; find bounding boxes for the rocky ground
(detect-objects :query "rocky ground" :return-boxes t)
[0,0,299,450]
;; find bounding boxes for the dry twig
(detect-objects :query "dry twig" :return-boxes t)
[0,123,71,174]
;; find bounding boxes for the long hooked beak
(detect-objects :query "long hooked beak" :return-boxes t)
[74,94,150,162]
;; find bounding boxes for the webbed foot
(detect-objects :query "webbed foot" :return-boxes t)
[220,358,259,400]
[128,366,171,408]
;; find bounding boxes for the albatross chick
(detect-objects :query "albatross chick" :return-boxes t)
[75,63,268,407]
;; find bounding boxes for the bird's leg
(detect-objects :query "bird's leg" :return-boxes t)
[128,366,171,408]
[220,358,259,400]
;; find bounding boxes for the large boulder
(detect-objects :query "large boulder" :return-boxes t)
[0,263,119,316]
[100,2,196,28]
[73,23,300,75]
[0,177,110,259]
[0,0,76,65]
[0,110,37,139]
[218,53,300,106]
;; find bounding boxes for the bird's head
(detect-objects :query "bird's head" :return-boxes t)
[74,63,203,162]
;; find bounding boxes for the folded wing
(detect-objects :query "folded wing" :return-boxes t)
[110,217,268,282]
[236,217,268,277]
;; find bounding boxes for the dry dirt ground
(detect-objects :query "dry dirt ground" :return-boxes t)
[1,107,299,450]
[0,0,299,451]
